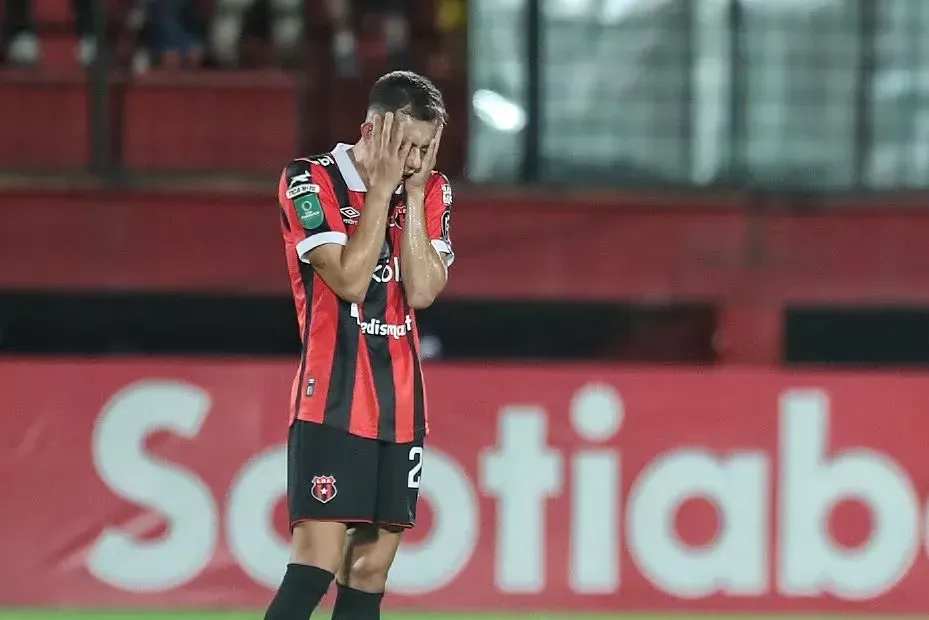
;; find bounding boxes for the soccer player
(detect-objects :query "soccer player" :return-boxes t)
[265,71,454,620]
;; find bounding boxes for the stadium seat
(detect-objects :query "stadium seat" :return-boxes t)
[121,71,297,173]
[0,76,89,170]
[32,0,71,22]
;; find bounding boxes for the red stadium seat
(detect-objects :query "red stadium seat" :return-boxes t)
[32,0,71,23]
[121,71,297,173]
[0,74,89,170]
[31,0,80,70]
[41,34,80,70]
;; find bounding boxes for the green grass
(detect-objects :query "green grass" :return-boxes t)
[0,613,924,620]
[0,614,635,620]
[0,613,646,620]
[0,614,630,620]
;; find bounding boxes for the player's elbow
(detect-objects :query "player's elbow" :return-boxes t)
[327,274,370,304]
[337,282,369,304]
[406,290,437,310]
[405,274,447,309]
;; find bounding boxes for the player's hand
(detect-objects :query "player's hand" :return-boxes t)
[368,112,412,197]
[405,123,444,192]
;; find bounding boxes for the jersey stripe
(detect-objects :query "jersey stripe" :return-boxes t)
[387,268,414,440]
[408,316,427,435]
[346,322,375,436]
[362,241,398,441]
[301,280,337,424]
[323,298,360,431]
[289,260,314,425]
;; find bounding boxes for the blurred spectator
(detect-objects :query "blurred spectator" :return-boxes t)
[209,0,302,68]
[3,0,95,66]
[429,0,465,78]
[327,0,410,76]
[132,0,206,71]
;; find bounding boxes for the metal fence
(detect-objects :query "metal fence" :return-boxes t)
[470,0,929,191]
[3,0,929,191]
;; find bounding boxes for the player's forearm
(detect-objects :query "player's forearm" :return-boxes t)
[338,189,392,300]
[401,192,447,309]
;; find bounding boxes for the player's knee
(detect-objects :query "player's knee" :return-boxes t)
[345,552,392,592]
[291,520,347,574]
[343,525,400,592]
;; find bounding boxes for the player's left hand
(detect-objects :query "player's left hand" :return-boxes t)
[404,123,444,192]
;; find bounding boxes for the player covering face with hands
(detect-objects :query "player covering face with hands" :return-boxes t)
[267,71,454,619]
[366,111,445,195]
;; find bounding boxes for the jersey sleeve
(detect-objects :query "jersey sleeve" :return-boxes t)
[425,172,455,267]
[278,159,347,264]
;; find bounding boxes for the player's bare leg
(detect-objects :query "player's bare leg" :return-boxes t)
[331,524,404,618]
[292,520,349,571]
[264,520,348,620]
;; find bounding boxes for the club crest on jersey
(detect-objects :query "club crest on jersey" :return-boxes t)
[310,475,337,504]
[441,210,451,242]
[389,203,406,229]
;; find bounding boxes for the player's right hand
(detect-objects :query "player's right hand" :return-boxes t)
[368,112,412,196]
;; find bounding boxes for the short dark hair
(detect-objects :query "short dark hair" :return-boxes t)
[368,71,447,123]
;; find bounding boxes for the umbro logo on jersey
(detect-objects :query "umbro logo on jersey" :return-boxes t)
[341,206,360,224]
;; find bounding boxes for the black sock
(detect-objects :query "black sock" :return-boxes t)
[331,582,384,619]
[264,563,334,620]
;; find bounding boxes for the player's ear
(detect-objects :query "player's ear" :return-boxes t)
[360,121,374,141]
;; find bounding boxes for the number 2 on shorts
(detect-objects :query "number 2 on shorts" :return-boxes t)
[407,446,423,489]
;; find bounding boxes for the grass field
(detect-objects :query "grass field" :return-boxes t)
[0,614,661,620]
[0,613,920,620]
[0,613,675,620]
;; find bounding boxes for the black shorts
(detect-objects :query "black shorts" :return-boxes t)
[287,420,424,530]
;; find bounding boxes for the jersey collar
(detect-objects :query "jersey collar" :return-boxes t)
[331,143,403,195]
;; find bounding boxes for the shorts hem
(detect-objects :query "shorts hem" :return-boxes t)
[290,517,375,531]
[377,520,415,530]
[289,518,414,531]
[291,418,428,443]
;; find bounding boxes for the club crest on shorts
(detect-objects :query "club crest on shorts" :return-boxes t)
[309,475,338,504]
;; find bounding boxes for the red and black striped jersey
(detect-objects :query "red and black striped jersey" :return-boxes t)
[278,143,454,443]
